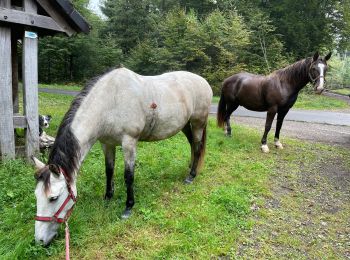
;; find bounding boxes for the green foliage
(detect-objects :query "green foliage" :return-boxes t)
[327,52,350,88]
[266,0,336,58]
[37,0,349,88]
[336,0,350,51]
[126,9,250,94]
[101,0,159,54]
[39,33,123,83]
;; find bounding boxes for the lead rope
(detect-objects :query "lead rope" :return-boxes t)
[65,221,70,260]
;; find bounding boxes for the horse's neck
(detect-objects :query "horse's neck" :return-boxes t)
[70,117,97,170]
[281,59,311,93]
[49,115,97,181]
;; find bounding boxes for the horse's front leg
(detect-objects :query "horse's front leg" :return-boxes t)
[261,107,277,153]
[121,136,137,219]
[274,109,289,149]
[102,144,116,200]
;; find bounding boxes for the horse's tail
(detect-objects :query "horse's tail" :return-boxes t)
[217,92,226,128]
[197,124,207,171]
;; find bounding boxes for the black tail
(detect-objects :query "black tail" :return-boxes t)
[217,92,226,128]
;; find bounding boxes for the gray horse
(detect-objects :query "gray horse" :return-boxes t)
[33,68,212,245]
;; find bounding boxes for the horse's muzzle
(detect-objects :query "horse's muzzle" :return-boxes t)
[35,231,57,246]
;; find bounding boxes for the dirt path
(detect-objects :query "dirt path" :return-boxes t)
[234,116,350,148]
[230,118,350,259]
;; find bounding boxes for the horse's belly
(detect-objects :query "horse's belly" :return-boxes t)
[139,104,190,141]
[241,104,267,112]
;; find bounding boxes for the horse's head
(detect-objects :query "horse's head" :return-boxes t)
[309,51,332,94]
[32,157,77,246]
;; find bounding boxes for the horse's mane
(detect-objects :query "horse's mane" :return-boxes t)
[273,57,312,87]
[45,67,117,185]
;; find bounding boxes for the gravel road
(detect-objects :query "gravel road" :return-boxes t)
[231,116,350,148]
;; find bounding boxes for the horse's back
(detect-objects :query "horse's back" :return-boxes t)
[138,70,212,140]
[92,68,212,142]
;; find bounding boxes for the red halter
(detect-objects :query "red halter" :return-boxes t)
[35,168,76,260]
[35,168,77,223]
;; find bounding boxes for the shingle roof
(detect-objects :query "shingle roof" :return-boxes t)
[52,0,90,33]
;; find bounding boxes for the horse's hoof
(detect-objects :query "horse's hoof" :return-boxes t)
[121,209,132,219]
[184,175,195,184]
[261,144,270,153]
[225,134,232,138]
[275,143,283,149]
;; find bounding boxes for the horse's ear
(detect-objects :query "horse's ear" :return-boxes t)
[325,52,332,61]
[49,164,60,177]
[32,156,45,170]
[313,51,319,61]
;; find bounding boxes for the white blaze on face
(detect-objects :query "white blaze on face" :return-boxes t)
[317,63,326,91]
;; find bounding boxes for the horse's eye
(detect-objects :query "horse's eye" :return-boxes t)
[49,196,59,202]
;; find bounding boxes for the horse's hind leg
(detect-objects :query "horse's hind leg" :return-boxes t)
[184,123,207,184]
[121,135,137,219]
[225,102,239,137]
[102,144,116,200]
[182,121,193,168]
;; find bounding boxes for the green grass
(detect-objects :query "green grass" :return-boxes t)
[1,92,272,259]
[212,93,349,110]
[330,88,350,95]
[212,96,220,104]
[0,91,349,259]
[39,83,82,92]
[293,93,348,110]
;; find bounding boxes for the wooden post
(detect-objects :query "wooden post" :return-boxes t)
[0,0,15,159]
[12,32,19,114]
[23,0,39,158]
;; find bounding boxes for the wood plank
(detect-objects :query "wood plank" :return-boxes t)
[13,115,27,128]
[15,146,26,157]
[23,0,36,13]
[0,7,65,32]
[36,0,75,36]
[0,0,15,159]
[23,0,39,158]
[0,0,10,8]
[11,33,19,113]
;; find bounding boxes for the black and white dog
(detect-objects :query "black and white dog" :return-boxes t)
[39,115,55,149]
[39,115,52,137]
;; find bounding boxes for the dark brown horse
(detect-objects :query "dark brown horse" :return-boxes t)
[217,51,331,152]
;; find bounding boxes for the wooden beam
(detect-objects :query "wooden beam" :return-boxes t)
[11,32,19,113]
[0,0,10,8]
[13,114,27,128]
[36,0,75,36]
[0,7,65,32]
[23,0,39,158]
[0,0,15,159]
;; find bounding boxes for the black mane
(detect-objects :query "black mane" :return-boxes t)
[47,68,116,183]
[275,57,312,88]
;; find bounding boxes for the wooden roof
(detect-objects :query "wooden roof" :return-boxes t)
[0,0,90,36]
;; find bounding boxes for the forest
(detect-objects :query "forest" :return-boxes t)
[38,0,350,94]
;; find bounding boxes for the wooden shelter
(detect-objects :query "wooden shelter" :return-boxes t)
[0,0,90,160]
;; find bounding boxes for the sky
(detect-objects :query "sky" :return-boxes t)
[87,0,104,17]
